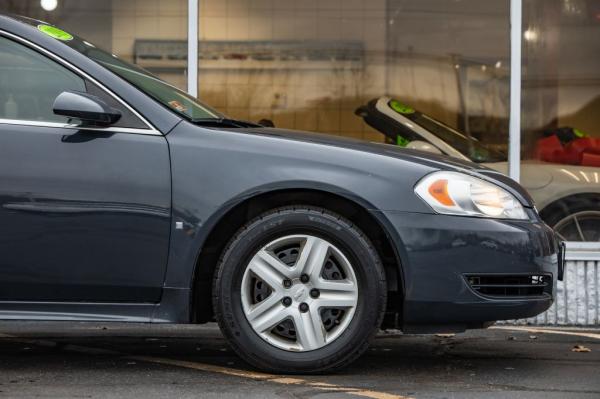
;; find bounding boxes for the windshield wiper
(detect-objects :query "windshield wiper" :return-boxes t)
[191,118,262,128]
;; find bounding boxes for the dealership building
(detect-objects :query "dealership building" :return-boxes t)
[1,0,599,325]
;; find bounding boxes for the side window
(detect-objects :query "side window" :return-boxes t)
[0,36,85,123]
[0,36,147,129]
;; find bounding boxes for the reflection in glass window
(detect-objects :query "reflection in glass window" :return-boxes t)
[0,36,85,122]
[522,0,600,242]
[195,0,510,146]
[0,0,189,90]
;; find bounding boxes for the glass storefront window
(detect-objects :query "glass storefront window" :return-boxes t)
[196,0,389,141]
[387,0,510,153]
[195,0,511,148]
[521,0,600,241]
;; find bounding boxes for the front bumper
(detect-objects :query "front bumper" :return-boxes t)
[379,211,562,331]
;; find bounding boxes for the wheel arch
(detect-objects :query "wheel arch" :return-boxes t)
[190,187,406,325]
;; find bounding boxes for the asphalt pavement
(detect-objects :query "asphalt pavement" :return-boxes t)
[0,322,598,399]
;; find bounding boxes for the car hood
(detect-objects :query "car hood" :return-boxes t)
[233,127,535,207]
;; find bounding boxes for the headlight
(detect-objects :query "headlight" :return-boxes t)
[414,171,528,220]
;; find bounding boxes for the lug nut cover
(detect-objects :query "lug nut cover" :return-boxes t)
[283,279,292,288]
[310,288,320,298]
[299,302,309,312]
[300,274,309,283]
[282,297,292,306]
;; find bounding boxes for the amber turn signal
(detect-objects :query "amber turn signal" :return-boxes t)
[427,179,455,206]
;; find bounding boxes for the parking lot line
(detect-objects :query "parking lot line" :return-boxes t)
[491,326,600,340]
[0,333,412,399]
[128,355,410,399]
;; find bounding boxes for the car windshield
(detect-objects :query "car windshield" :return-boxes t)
[22,18,224,121]
[393,102,507,163]
[71,43,224,121]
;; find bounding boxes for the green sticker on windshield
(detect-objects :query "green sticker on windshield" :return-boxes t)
[389,99,415,115]
[38,24,73,41]
[396,135,410,147]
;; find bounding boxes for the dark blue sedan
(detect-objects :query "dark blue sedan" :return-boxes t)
[0,15,563,373]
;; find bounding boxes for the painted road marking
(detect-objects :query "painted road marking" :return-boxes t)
[9,326,597,398]
[0,334,413,399]
[128,355,411,399]
[491,326,600,340]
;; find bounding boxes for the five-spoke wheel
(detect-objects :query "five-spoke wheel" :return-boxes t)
[213,206,386,373]
[241,235,358,351]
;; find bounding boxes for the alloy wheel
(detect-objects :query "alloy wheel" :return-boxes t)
[240,234,358,352]
[553,210,600,242]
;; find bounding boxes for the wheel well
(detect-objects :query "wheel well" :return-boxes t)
[191,189,404,325]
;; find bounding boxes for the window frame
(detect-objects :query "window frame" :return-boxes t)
[0,30,161,136]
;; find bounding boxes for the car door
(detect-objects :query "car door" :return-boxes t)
[0,35,171,303]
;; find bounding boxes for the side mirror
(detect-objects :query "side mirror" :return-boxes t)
[406,140,442,155]
[53,91,121,126]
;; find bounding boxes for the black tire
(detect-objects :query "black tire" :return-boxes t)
[212,206,387,374]
[540,195,600,242]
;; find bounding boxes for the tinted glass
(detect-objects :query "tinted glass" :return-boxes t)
[6,15,222,122]
[1,0,190,90]
[0,35,85,123]
[64,38,222,121]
